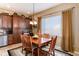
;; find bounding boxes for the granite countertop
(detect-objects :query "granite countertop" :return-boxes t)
[0,32,7,36]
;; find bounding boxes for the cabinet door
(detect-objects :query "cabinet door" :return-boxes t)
[19,18,26,29]
[25,19,32,29]
[13,34,21,43]
[16,34,21,43]
[2,16,7,28]
[8,35,14,45]
[13,16,19,28]
[7,16,12,28]
[0,16,2,28]
[2,15,12,28]
[13,16,20,34]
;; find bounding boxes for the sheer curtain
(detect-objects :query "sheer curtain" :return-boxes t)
[41,15,62,37]
[41,15,62,49]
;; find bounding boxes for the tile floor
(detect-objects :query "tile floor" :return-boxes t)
[8,47,72,56]
[0,43,22,56]
[0,43,78,56]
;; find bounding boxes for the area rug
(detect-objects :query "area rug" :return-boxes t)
[8,47,73,56]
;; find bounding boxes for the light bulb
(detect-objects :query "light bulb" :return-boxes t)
[30,21,33,25]
[34,21,37,25]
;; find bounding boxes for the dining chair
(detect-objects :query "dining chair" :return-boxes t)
[20,34,26,53]
[40,33,50,46]
[40,36,57,56]
[21,34,36,56]
[42,33,50,39]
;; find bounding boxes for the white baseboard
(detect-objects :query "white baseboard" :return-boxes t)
[55,45,79,56]
[74,51,79,56]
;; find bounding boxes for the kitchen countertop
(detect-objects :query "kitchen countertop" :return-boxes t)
[0,34,7,36]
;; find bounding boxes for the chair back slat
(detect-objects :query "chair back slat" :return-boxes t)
[49,36,57,52]
[21,35,27,48]
[21,35,32,50]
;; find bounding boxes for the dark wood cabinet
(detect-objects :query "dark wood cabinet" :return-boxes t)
[24,18,32,32]
[8,34,21,45]
[25,18,31,29]
[13,15,20,28]
[19,16,26,29]
[2,15,12,28]
[8,34,14,45]
[13,14,20,34]
[0,13,12,29]
[13,14,26,34]
[0,13,32,45]
[13,14,32,34]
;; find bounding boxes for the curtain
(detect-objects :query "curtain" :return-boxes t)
[61,9,74,52]
[37,17,42,33]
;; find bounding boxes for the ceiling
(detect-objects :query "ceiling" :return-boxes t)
[0,3,60,15]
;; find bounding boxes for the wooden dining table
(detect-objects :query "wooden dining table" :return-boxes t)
[32,38,51,46]
[32,37,52,56]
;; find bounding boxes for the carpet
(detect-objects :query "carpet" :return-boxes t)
[8,47,73,56]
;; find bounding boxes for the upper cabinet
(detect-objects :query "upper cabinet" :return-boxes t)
[13,13,20,29]
[13,13,26,29]
[0,13,12,29]
[0,13,32,34]
[0,16,2,28]
[13,13,32,34]
[25,18,32,29]
[19,16,26,29]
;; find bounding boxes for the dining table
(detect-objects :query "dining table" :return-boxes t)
[32,37,52,56]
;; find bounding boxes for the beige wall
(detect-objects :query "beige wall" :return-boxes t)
[35,3,79,54]
[72,4,79,53]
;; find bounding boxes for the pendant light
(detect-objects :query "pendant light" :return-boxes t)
[30,3,37,26]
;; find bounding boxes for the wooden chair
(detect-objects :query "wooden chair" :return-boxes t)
[21,34,36,56]
[42,33,50,39]
[20,35,27,53]
[40,36,57,56]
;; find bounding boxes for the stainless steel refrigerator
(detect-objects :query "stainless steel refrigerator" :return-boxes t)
[0,29,7,47]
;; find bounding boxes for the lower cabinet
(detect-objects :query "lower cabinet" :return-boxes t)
[8,34,21,45]
[8,34,14,45]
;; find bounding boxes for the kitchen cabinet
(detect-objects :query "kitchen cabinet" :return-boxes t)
[0,13,32,45]
[0,13,12,29]
[13,14,25,34]
[19,16,26,29]
[24,18,32,32]
[8,34,14,45]
[13,13,32,34]
[8,34,21,45]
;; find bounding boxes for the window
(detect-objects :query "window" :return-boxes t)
[41,15,62,37]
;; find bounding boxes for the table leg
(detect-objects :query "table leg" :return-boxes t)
[37,47,40,56]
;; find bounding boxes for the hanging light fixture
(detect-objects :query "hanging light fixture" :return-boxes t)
[30,3,37,26]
